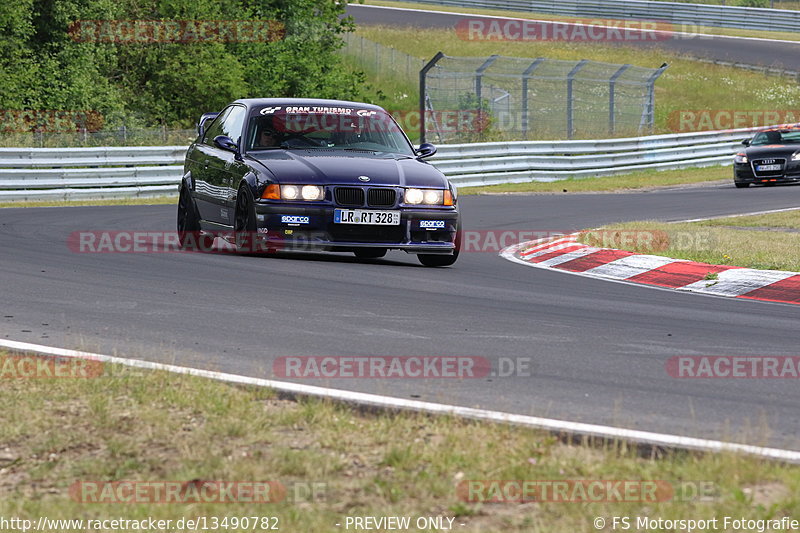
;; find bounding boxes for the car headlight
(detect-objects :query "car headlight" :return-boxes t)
[734,153,748,164]
[301,185,323,200]
[404,188,453,206]
[262,184,323,201]
[793,152,800,162]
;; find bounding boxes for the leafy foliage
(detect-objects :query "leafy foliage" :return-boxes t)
[0,0,365,129]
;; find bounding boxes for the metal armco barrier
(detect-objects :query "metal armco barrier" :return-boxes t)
[401,0,800,33]
[0,126,769,200]
[0,146,185,201]
[430,127,764,187]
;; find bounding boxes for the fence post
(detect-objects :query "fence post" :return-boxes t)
[608,64,631,136]
[475,55,499,112]
[640,62,669,133]
[521,58,544,139]
[566,59,588,140]
[419,51,445,144]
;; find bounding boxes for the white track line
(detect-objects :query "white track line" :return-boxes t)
[358,4,800,45]
[2,338,800,462]
[676,206,800,224]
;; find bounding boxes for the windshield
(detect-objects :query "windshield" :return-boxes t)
[244,105,415,155]
[751,130,800,145]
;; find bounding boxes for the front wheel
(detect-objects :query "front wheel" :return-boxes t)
[234,185,259,252]
[177,187,214,250]
[418,219,461,267]
[354,248,387,260]
[418,252,458,267]
[734,182,750,189]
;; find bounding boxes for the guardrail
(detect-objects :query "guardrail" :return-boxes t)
[0,146,185,202]
[400,0,800,33]
[432,127,762,187]
[0,126,767,200]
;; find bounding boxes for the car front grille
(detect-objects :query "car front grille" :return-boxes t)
[335,187,365,207]
[752,158,786,177]
[367,188,397,207]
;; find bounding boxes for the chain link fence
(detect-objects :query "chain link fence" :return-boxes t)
[421,54,668,143]
[340,33,424,87]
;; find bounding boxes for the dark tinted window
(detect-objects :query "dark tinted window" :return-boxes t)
[751,130,800,145]
[221,105,247,143]
[203,107,233,144]
[244,105,414,155]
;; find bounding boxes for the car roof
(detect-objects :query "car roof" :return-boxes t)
[233,98,386,112]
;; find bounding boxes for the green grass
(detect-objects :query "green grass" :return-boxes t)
[353,24,800,139]
[1,352,799,532]
[578,209,800,271]
[460,165,729,194]
[0,196,177,209]
[368,0,800,40]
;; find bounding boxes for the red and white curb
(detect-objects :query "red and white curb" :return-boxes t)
[501,234,800,305]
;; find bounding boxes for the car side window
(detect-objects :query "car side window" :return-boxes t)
[203,107,233,145]
[221,106,247,145]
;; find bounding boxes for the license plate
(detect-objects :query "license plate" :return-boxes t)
[334,209,400,225]
[757,164,781,171]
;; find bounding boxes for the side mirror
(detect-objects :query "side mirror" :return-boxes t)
[214,135,239,153]
[741,139,751,146]
[197,112,219,138]
[415,143,437,159]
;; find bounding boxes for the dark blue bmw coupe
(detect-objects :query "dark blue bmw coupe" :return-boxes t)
[178,98,460,266]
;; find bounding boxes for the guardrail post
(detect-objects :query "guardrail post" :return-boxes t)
[419,51,445,144]
[566,60,587,140]
[609,64,631,136]
[522,58,545,139]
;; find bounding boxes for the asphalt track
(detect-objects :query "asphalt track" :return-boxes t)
[3,183,800,449]
[347,4,800,70]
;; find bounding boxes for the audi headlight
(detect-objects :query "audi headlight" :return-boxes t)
[793,152,800,162]
[404,188,453,205]
[734,153,748,164]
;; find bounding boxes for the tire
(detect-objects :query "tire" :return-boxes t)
[734,182,749,189]
[234,185,258,253]
[177,187,214,251]
[417,219,461,267]
[354,248,387,260]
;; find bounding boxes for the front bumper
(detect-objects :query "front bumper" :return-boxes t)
[734,162,800,185]
[251,202,459,254]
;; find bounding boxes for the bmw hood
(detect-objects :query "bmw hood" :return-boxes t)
[246,150,449,188]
